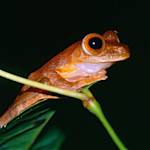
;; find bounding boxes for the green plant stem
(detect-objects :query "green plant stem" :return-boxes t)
[0,69,87,101]
[0,69,127,149]
[82,88,127,150]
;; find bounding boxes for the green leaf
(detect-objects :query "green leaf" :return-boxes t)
[0,102,65,150]
[31,127,65,150]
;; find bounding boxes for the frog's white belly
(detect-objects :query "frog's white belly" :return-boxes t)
[76,62,113,74]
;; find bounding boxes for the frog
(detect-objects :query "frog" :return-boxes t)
[0,31,130,128]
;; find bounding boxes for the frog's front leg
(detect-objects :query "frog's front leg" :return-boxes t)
[71,70,107,90]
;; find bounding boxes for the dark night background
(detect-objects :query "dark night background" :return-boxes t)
[0,0,150,149]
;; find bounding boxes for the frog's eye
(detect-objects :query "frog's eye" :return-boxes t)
[82,33,105,55]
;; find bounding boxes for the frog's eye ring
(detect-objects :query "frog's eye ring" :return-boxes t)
[82,33,105,55]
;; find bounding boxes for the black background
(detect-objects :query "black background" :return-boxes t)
[0,0,150,149]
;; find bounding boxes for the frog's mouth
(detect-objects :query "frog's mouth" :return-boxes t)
[99,44,130,62]
[102,54,130,63]
[85,49,130,63]
[84,43,130,63]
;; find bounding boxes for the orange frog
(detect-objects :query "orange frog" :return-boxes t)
[0,31,130,128]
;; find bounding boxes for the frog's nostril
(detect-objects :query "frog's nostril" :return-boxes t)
[121,45,130,55]
[115,44,130,59]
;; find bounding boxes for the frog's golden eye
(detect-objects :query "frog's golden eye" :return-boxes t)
[82,33,105,55]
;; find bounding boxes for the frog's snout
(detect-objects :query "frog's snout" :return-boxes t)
[99,43,130,62]
[117,44,130,60]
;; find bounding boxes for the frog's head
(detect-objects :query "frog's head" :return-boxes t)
[55,31,130,86]
[81,31,130,63]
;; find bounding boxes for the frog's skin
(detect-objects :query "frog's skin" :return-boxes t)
[0,31,130,128]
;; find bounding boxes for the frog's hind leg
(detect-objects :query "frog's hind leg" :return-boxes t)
[0,91,58,128]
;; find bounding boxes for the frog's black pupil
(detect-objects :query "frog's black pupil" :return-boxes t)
[88,37,103,50]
